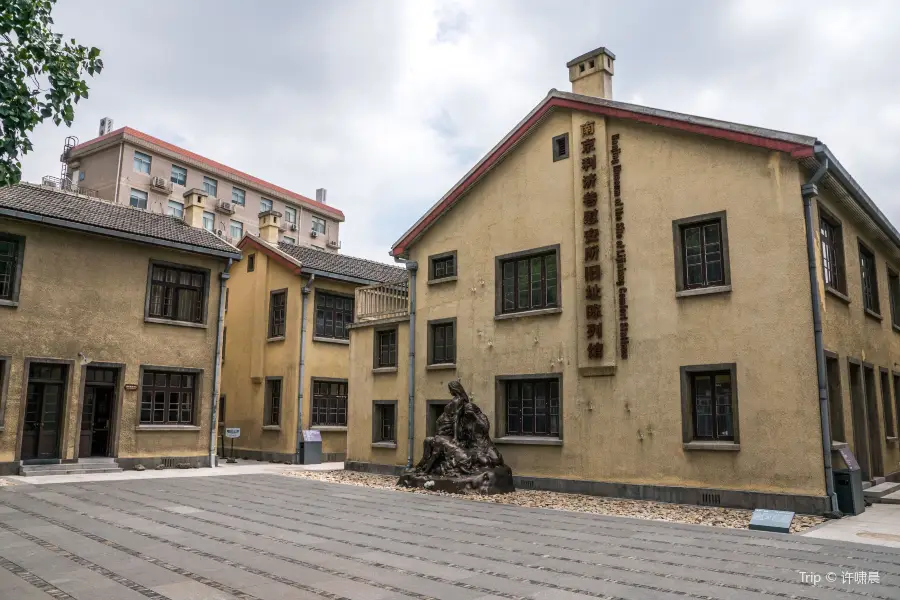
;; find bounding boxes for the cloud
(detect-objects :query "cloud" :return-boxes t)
[20,0,900,262]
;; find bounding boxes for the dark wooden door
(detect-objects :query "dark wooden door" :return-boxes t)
[864,367,884,478]
[848,363,871,480]
[80,368,117,458]
[21,364,67,461]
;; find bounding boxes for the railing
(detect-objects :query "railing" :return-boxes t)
[356,280,409,322]
[41,175,98,198]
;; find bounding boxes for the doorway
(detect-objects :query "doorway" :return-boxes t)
[21,363,68,462]
[217,395,226,458]
[864,366,884,478]
[848,361,870,480]
[79,367,117,458]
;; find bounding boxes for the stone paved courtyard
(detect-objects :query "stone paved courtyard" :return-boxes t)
[0,474,898,599]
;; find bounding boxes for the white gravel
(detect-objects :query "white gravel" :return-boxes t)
[283,469,825,533]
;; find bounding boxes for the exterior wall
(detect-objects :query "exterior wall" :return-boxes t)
[0,218,225,472]
[71,141,341,250]
[815,188,900,479]
[351,111,828,503]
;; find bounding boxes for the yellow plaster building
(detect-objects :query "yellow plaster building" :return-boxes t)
[219,212,405,462]
[346,47,900,514]
[0,183,240,474]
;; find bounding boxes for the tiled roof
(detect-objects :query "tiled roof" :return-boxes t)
[0,183,241,258]
[276,241,406,284]
[68,127,345,220]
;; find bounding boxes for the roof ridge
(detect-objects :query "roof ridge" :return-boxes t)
[279,240,405,271]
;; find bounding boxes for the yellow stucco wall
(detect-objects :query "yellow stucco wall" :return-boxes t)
[0,218,226,468]
[348,110,829,498]
[220,247,356,461]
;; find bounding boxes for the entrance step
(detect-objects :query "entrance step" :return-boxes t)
[19,459,123,477]
[881,491,900,505]
[864,481,900,502]
[862,481,873,490]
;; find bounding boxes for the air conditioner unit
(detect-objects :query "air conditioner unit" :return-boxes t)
[289,223,297,231]
[327,240,340,249]
[216,229,224,237]
[150,176,171,192]
[216,200,234,214]
[310,230,318,238]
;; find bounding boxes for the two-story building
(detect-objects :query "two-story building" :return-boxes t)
[0,183,240,475]
[220,211,404,463]
[57,123,344,250]
[345,47,900,514]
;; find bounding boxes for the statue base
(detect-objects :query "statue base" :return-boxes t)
[397,465,515,495]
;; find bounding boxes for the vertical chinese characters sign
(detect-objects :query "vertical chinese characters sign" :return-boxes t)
[582,121,602,360]
[611,133,628,359]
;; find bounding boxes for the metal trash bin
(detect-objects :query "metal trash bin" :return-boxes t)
[834,469,865,516]
[299,430,322,465]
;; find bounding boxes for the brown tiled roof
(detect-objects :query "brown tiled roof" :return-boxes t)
[277,241,405,284]
[0,183,241,258]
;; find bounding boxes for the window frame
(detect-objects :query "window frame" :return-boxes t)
[552,133,569,162]
[202,211,216,232]
[818,204,847,296]
[494,244,561,317]
[373,325,398,370]
[167,200,184,219]
[247,254,255,273]
[426,318,456,366]
[231,186,245,205]
[672,211,731,295]
[133,151,151,174]
[230,220,243,240]
[310,377,348,427]
[495,374,562,439]
[881,368,896,440]
[372,400,397,444]
[260,198,273,213]
[0,232,26,307]
[170,164,187,186]
[858,240,881,317]
[680,363,740,448]
[283,236,296,244]
[313,290,354,341]
[428,250,457,284]
[311,216,327,234]
[129,188,148,209]
[144,260,210,327]
[203,177,218,198]
[264,377,283,428]
[888,267,900,331]
[284,206,297,224]
[268,288,287,340]
[137,366,201,427]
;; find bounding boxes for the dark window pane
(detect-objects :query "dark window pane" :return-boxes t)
[517,259,529,308]
[146,264,205,323]
[545,255,557,306]
[501,249,558,314]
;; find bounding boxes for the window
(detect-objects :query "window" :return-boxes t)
[203,177,218,197]
[311,380,347,426]
[0,233,24,304]
[429,251,456,282]
[552,133,569,161]
[673,213,730,293]
[264,378,282,427]
[202,211,215,232]
[167,200,184,219]
[889,269,900,329]
[315,292,353,339]
[129,188,148,209]
[311,216,326,234]
[133,151,151,174]
[247,254,255,272]
[260,198,273,213]
[231,187,245,205]
[882,369,896,439]
[170,165,187,186]
[428,319,455,365]
[374,327,397,368]
[140,370,196,425]
[681,364,737,443]
[893,373,900,442]
[859,243,880,314]
[504,378,560,437]
[230,220,243,240]
[283,236,295,244]
[819,208,846,294]
[826,355,845,443]
[284,206,297,224]
[372,401,396,443]
[268,289,287,339]
[497,246,559,314]
[147,262,207,324]
[426,401,449,437]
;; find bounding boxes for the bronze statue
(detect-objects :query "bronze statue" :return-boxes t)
[398,380,514,494]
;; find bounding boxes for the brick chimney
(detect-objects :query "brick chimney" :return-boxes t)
[567,47,615,99]
[182,188,208,229]
[258,210,283,244]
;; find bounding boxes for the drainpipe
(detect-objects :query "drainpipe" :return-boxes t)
[112,143,123,205]
[801,156,840,516]
[295,273,315,463]
[208,259,233,468]
[395,259,418,468]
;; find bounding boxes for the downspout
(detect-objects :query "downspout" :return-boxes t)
[395,259,418,468]
[801,156,840,516]
[295,273,315,463]
[208,258,233,467]
[112,142,124,205]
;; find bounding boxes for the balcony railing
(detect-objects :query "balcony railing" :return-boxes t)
[41,176,98,198]
[356,280,409,322]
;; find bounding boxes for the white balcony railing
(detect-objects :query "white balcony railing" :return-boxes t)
[355,280,409,322]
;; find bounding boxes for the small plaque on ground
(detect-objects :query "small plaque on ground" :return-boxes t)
[748,509,794,533]
[225,427,240,438]
[837,446,860,471]
[302,430,322,442]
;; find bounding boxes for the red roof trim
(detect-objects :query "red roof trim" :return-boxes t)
[237,236,303,275]
[71,127,345,220]
[391,97,814,256]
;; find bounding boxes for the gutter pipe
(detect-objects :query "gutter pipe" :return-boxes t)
[395,258,418,468]
[801,155,840,516]
[296,273,315,463]
[208,258,233,467]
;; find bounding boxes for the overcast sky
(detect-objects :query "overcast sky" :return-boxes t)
[21,0,900,263]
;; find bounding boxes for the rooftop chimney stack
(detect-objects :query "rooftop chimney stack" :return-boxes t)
[98,117,114,137]
[316,188,327,205]
[258,210,282,244]
[567,47,615,99]
[182,188,208,229]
